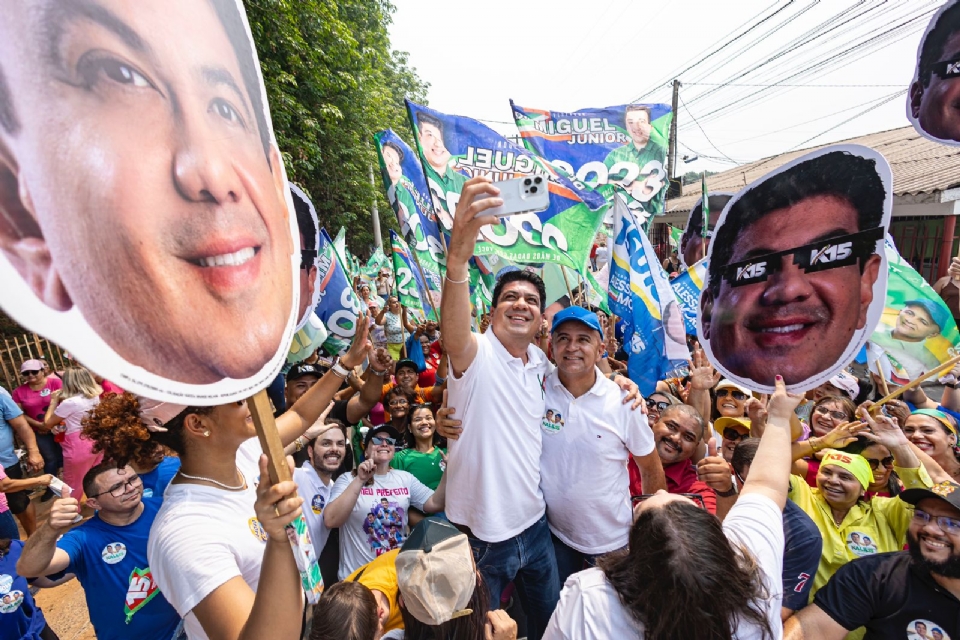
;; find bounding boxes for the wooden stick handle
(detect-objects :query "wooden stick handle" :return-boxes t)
[870,353,960,412]
[248,389,292,485]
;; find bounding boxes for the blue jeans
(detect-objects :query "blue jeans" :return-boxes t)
[0,509,20,540]
[35,432,63,478]
[552,534,620,587]
[467,514,559,640]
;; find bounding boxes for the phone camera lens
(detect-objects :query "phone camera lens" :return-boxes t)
[524,178,532,186]
[530,186,538,193]
[534,176,543,184]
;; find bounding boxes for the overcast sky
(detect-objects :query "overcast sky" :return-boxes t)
[389,0,939,173]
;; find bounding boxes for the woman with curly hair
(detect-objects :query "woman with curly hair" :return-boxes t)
[82,407,181,499]
[43,367,103,499]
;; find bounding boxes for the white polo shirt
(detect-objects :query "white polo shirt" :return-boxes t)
[293,462,334,556]
[446,329,549,543]
[540,368,654,554]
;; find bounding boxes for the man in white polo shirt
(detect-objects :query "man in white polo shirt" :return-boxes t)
[440,177,640,640]
[541,305,666,585]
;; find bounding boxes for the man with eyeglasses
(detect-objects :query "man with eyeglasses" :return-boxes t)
[701,149,886,389]
[786,479,960,639]
[17,462,184,639]
[910,1,960,143]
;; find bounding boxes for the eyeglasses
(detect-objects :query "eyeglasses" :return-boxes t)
[716,388,749,401]
[930,55,960,80]
[388,399,410,407]
[865,456,894,471]
[913,509,960,535]
[814,405,850,421]
[21,370,41,377]
[89,474,142,498]
[720,226,884,288]
[300,249,317,270]
[631,493,707,510]
[723,428,750,443]
[645,399,670,413]
[370,436,397,446]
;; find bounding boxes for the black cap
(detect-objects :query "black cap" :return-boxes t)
[395,358,421,374]
[287,363,326,382]
[401,517,462,554]
[900,481,960,513]
[363,424,402,448]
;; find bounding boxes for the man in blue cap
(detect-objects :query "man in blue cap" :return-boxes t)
[539,306,666,585]
[873,299,951,379]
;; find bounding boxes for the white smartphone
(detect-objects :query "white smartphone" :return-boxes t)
[48,477,69,497]
[476,175,550,218]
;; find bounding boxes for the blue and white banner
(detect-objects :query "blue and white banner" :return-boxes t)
[672,259,709,335]
[511,100,672,226]
[314,228,364,355]
[608,196,689,394]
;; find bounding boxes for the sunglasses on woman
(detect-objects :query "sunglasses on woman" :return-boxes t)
[370,436,397,446]
[645,399,669,413]
[21,370,41,377]
[723,428,750,443]
[865,456,894,471]
[716,388,748,401]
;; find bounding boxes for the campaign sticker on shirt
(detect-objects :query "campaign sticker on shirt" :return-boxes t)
[142,488,154,498]
[248,517,268,542]
[906,618,950,640]
[0,590,23,613]
[311,494,326,515]
[0,574,12,594]
[39,388,51,398]
[541,408,565,434]
[845,531,878,557]
[124,567,160,623]
[102,543,127,564]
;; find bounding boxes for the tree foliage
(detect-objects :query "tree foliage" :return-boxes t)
[245,0,428,255]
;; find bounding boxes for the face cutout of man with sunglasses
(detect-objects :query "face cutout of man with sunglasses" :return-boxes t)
[909,0,960,144]
[699,145,891,392]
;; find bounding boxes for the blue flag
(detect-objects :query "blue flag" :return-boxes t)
[671,259,708,335]
[608,197,689,394]
[314,228,364,355]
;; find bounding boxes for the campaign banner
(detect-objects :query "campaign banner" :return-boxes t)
[511,100,672,226]
[374,129,446,301]
[406,100,606,272]
[672,259,708,335]
[0,0,300,403]
[390,230,428,312]
[870,237,960,383]
[315,229,364,355]
[609,196,689,395]
[363,248,389,279]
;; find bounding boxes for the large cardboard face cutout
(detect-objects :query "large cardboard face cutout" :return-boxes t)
[0,0,298,403]
[291,185,321,332]
[697,145,892,393]
[908,0,960,145]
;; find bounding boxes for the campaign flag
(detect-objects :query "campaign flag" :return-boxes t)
[374,129,446,301]
[511,100,672,226]
[701,175,709,238]
[672,259,708,335]
[869,237,960,383]
[406,100,606,271]
[362,248,388,279]
[608,196,689,394]
[390,230,428,312]
[333,228,348,266]
[314,228,364,355]
[669,225,683,249]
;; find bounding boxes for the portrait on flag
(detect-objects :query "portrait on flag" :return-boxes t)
[0,0,299,402]
[907,0,960,145]
[291,185,321,331]
[699,144,892,393]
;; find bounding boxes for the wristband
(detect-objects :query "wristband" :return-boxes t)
[434,375,447,385]
[715,485,738,498]
[368,366,387,377]
[331,359,350,379]
[946,382,959,389]
[445,273,469,285]
[294,437,304,452]
[809,437,823,453]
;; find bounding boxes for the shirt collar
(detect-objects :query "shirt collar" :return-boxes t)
[488,328,547,371]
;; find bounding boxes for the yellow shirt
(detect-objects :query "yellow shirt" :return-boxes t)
[788,465,932,600]
[347,548,403,632]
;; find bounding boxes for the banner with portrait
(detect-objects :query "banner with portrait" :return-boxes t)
[0,0,301,403]
[510,100,672,226]
[406,100,607,272]
[698,144,893,393]
[389,230,429,313]
[314,229,364,356]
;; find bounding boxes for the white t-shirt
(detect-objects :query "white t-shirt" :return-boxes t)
[54,395,99,435]
[293,462,334,555]
[540,369,654,554]
[543,494,785,640]
[148,438,267,640]
[446,330,549,542]
[329,469,433,579]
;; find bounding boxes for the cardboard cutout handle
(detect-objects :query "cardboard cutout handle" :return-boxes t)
[248,390,291,485]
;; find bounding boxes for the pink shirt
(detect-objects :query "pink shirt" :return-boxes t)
[11,377,62,424]
[55,395,100,435]
[0,467,10,513]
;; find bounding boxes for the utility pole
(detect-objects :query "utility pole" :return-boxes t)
[369,164,382,250]
[667,79,681,199]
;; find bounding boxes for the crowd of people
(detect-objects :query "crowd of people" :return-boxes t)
[0,177,959,639]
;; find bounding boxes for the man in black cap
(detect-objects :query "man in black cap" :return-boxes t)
[785,480,960,639]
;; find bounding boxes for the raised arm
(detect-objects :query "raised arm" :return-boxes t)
[344,348,392,424]
[686,344,719,441]
[858,408,921,470]
[740,376,801,509]
[441,177,502,376]
[17,493,77,578]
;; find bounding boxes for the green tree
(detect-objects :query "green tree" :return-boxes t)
[245,0,428,254]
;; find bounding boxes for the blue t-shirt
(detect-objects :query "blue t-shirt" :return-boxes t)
[0,540,47,640]
[57,497,184,640]
[0,389,23,469]
[781,499,823,611]
[140,457,181,499]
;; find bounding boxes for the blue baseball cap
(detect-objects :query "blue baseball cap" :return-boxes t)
[551,306,603,336]
[904,299,950,333]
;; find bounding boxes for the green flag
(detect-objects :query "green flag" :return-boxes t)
[669,225,683,250]
[390,231,425,311]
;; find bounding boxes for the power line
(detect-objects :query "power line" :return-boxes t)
[678,94,740,166]
[786,89,905,150]
[683,82,907,87]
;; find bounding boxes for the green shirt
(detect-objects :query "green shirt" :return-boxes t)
[424,162,467,217]
[603,140,667,214]
[391,447,446,490]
